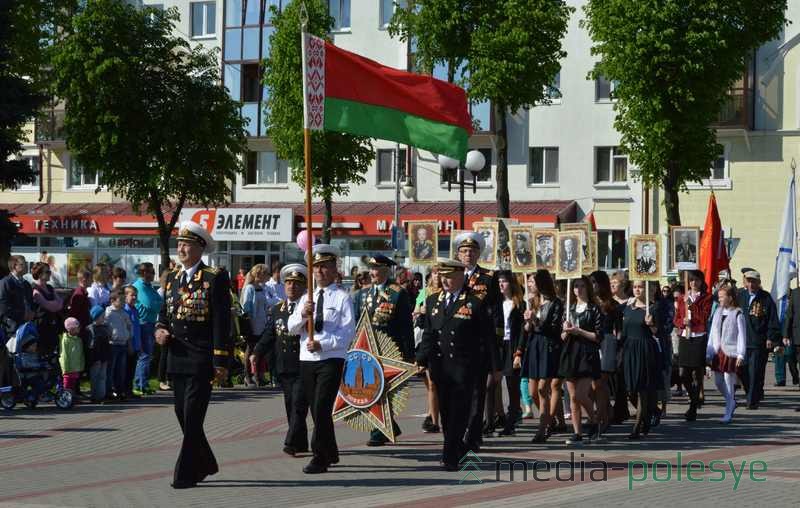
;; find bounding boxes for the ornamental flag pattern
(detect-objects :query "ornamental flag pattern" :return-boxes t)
[303,33,325,130]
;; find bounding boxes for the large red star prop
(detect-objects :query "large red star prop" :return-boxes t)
[332,312,416,442]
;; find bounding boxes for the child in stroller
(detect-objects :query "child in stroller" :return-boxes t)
[0,322,73,410]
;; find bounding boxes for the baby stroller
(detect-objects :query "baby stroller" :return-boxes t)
[0,322,73,410]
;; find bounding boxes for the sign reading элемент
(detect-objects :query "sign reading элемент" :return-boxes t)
[179,208,294,242]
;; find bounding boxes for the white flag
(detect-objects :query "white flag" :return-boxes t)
[771,173,797,320]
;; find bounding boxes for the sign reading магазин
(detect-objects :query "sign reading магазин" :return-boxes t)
[179,208,294,242]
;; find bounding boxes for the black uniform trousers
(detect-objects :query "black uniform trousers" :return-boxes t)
[742,347,769,406]
[464,363,489,446]
[431,361,474,466]
[300,358,344,464]
[278,373,309,450]
[172,373,218,484]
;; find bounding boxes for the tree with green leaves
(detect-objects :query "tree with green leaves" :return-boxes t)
[391,0,572,218]
[583,0,787,226]
[52,0,247,269]
[263,0,374,243]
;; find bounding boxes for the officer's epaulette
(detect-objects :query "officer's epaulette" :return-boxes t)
[202,266,220,275]
[389,283,402,292]
[473,290,487,301]
[484,269,494,277]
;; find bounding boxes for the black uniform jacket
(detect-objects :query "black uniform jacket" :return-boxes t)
[352,280,414,361]
[254,299,301,376]
[157,262,232,376]
[416,285,494,378]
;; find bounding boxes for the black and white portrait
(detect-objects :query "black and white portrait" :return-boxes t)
[630,234,661,281]
[473,222,498,266]
[534,230,556,271]
[509,226,535,272]
[671,227,700,270]
[556,231,583,279]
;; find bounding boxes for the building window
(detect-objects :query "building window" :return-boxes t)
[595,74,616,102]
[19,156,40,190]
[711,154,726,180]
[328,0,351,30]
[241,63,261,102]
[380,0,404,28]
[191,1,216,38]
[598,230,627,269]
[68,160,101,189]
[545,71,562,101]
[441,148,492,183]
[376,148,406,185]
[595,146,627,184]
[528,147,558,185]
[245,151,288,185]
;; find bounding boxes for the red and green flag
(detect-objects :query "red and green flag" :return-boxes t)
[302,33,473,161]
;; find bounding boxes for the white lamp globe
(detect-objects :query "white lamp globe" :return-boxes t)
[464,150,486,175]
[437,154,460,170]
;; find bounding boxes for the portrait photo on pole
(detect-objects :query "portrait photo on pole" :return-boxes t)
[472,221,499,267]
[561,222,592,268]
[629,234,662,281]
[509,225,536,272]
[670,226,700,271]
[533,229,558,272]
[582,232,599,275]
[556,231,584,279]
[407,221,438,265]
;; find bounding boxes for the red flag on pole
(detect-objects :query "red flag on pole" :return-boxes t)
[699,193,730,288]
[585,209,597,232]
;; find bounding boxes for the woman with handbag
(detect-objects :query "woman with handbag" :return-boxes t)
[241,264,270,387]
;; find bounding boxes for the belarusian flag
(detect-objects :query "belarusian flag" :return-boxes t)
[302,33,473,161]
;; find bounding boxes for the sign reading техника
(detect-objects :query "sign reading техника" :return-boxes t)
[179,208,294,242]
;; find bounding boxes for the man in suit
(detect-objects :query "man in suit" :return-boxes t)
[352,254,414,446]
[560,238,579,272]
[781,284,800,394]
[155,221,232,489]
[514,234,532,267]
[454,231,501,452]
[416,258,494,471]
[676,232,697,263]
[287,244,355,474]
[0,255,34,335]
[736,270,780,409]
[251,263,309,456]
[636,243,657,274]
[536,236,554,268]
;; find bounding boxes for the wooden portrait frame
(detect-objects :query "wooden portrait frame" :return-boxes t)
[509,225,536,272]
[556,231,585,280]
[629,234,662,281]
[561,223,592,270]
[473,221,499,267]
[582,232,599,275]
[670,226,700,271]
[533,229,558,272]
[407,221,438,265]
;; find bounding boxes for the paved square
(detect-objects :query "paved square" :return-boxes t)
[1,365,798,508]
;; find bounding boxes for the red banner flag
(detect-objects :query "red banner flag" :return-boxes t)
[584,210,597,232]
[699,193,730,288]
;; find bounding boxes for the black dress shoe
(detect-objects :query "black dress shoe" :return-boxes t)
[171,481,197,489]
[283,445,297,456]
[464,442,480,453]
[443,462,459,472]
[330,454,339,464]
[746,403,759,410]
[684,409,696,421]
[303,461,328,474]
[794,407,800,412]
[366,435,389,447]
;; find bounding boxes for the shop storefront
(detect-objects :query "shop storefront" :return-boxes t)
[7,200,576,287]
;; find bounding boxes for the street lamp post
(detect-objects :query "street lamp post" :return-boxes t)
[439,150,486,230]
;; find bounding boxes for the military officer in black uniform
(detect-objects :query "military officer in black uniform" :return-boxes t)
[155,221,232,489]
[454,232,501,452]
[352,254,414,446]
[417,259,494,471]
[251,263,309,456]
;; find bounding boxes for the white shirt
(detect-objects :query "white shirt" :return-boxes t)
[265,278,286,306]
[181,259,203,283]
[288,283,355,361]
[502,300,514,341]
[88,282,110,307]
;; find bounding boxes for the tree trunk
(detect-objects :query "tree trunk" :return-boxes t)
[322,196,333,244]
[493,102,510,218]
[0,210,16,278]
[152,194,186,273]
[662,164,681,226]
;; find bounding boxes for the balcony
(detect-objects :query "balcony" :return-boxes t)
[712,88,753,129]
[34,108,66,143]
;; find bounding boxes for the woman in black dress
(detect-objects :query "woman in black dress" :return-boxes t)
[489,271,525,436]
[523,269,564,443]
[622,280,660,439]
[559,276,601,446]
[589,270,620,440]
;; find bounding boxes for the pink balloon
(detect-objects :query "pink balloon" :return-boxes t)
[296,229,315,251]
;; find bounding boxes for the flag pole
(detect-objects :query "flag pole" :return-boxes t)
[793,158,799,290]
[300,6,314,342]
